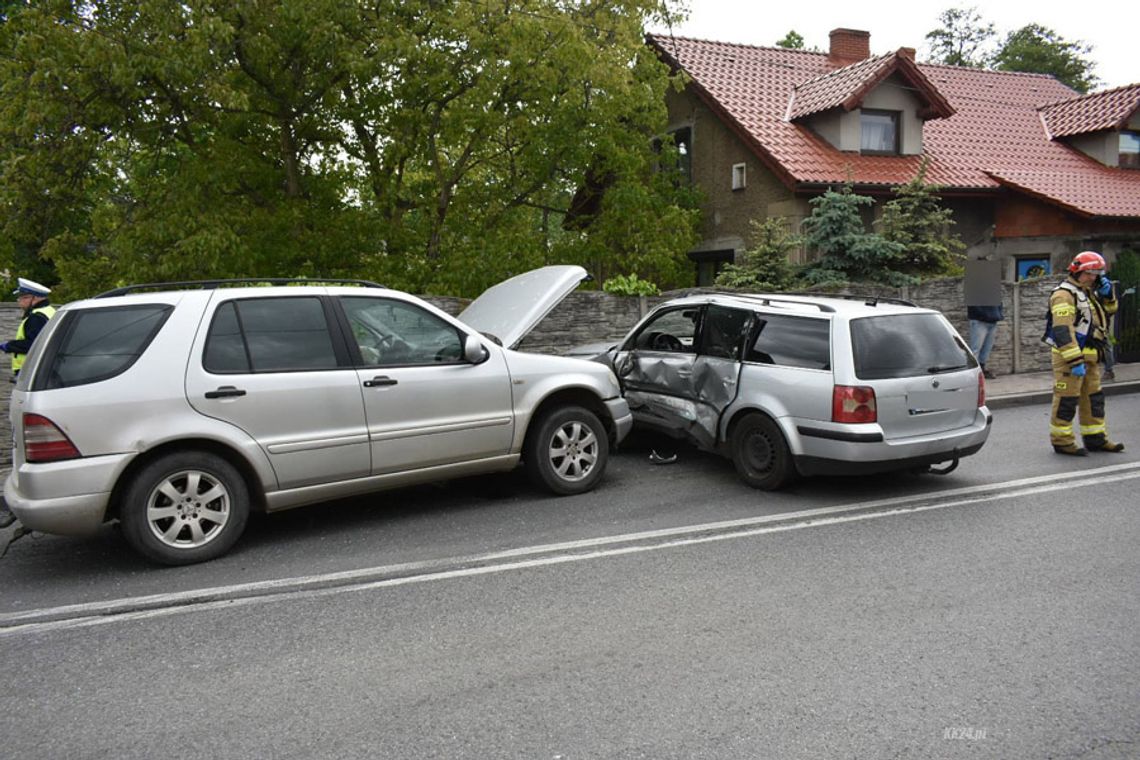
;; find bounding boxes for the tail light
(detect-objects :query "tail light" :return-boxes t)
[832,385,877,423]
[23,414,82,462]
[978,370,986,407]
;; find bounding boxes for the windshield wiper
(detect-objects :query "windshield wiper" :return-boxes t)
[927,364,968,374]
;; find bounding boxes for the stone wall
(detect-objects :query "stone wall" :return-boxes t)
[507,275,1068,373]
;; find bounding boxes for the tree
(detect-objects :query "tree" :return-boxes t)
[993,23,1099,93]
[0,0,699,299]
[776,30,805,50]
[799,186,908,286]
[925,6,996,67]
[877,163,965,277]
[714,217,798,291]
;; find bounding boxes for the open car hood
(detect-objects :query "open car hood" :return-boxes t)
[458,265,588,350]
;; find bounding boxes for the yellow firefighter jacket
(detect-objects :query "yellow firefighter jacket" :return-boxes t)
[1048,277,1117,367]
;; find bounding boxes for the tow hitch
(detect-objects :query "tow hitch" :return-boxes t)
[925,458,959,475]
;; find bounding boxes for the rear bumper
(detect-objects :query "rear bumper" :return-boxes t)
[792,408,992,477]
[4,452,133,535]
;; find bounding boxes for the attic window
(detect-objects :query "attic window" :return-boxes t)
[732,163,746,190]
[1121,131,1140,169]
[861,110,899,155]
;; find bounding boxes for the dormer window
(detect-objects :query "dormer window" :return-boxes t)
[1121,131,1140,169]
[861,110,900,154]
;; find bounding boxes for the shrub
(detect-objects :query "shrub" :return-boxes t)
[602,273,660,296]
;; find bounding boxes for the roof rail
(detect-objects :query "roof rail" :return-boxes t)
[781,291,919,308]
[710,292,837,313]
[94,278,385,298]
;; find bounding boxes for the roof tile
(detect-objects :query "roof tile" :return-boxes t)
[1039,84,1140,138]
[649,35,1140,218]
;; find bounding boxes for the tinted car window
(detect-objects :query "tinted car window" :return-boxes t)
[340,297,464,366]
[34,305,172,390]
[851,313,973,380]
[746,313,831,369]
[204,297,338,373]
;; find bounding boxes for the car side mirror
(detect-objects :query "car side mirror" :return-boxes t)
[614,352,634,377]
[464,334,490,365]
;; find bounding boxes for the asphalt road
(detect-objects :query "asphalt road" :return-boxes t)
[1,396,1138,758]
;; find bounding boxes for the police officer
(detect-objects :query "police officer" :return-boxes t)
[1046,252,1123,455]
[1,277,56,377]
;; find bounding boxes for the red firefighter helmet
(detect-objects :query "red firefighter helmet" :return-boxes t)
[1069,251,1106,275]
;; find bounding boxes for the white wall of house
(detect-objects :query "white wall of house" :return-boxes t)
[1067,132,1113,165]
[860,74,925,155]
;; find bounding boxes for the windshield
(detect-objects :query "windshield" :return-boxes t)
[850,313,975,380]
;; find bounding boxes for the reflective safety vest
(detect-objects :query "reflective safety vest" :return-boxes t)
[1044,281,1092,348]
[12,304,56,372]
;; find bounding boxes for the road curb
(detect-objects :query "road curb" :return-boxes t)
[987,379,1140,410]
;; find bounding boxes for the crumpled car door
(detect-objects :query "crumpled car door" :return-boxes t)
[614,304,748,449]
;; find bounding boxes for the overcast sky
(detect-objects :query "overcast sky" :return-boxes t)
[651,1,1136,90]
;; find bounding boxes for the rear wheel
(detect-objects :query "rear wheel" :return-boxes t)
[120,451,250,565]
[524,406,609,495]
[730,413,795,490]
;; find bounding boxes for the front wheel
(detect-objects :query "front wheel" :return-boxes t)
[120,451,250,565]
[730,413,796,490]
[524,406,609,495]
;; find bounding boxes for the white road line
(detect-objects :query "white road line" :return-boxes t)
[3,462,1139,637]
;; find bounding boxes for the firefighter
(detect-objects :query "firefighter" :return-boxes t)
[1046,251,1123,455]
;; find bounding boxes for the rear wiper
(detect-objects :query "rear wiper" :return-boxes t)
[927,364,968,374]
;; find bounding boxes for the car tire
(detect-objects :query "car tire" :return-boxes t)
[730,413,795,490]
[524,406,609,495]
[120,451,250,566]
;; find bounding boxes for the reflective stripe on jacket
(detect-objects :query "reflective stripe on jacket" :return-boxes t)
[12,304,57,372]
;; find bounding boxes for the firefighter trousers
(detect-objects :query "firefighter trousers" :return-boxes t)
[1049,352,1111,449]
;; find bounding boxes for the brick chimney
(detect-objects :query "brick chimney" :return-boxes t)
[898,47,916,61]
[829,28,870,64]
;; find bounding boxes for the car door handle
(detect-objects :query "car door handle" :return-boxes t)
[363,376,398,388]
[204,386,247,399]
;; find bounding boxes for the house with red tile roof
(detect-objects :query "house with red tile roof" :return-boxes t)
[647,29,1140,285]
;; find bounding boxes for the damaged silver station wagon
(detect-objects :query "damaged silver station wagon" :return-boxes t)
[5,266,631,565]
[586,292,992,489]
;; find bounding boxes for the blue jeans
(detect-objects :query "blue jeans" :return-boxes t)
[1103,342,1116,372]
[968,319,999,365]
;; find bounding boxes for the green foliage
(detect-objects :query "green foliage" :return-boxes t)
[776,31,805,50]
[714,217,798,291]
[927,10,1099,93]
[993,23,1098,93]
[1110,249,1140,286]
[0,0,698,298]
[877,162,965,277]
[925,6,996,67]
[799,186,910,287]
[602,273,660,296]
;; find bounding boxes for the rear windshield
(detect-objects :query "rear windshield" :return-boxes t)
[850,313,975,380]
[32,304,173,390]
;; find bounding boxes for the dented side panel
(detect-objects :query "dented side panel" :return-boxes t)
[618,351,743,449]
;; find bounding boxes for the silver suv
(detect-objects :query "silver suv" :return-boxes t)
[597,292,991,489]
[5,267,631,565]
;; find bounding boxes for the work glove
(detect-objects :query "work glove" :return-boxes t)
[0,342,9,352]
[1096,277,1113,297]
[1071,363,1087,377]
